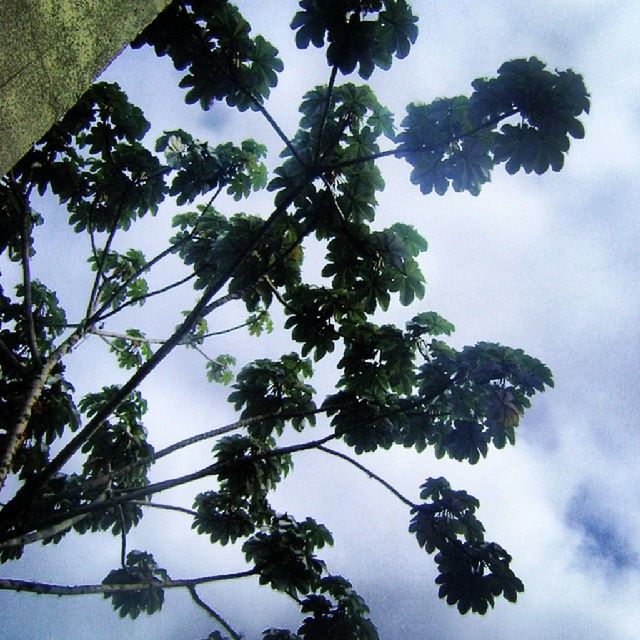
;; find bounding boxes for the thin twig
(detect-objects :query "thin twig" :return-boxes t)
[118,505,127,568]
[16,187,40,367]
[314,65,339,164]
[84,204,124,323]
[94,272,197,323]
[90,185,223,322]
[129,501,197,518]
[90,320,251,347]
[263,276,297,314]
[189,586,243,640]
[0,434,337,541]
[0,569,258,596]
[317,445,417,509]
[322,108,519,174]
[0,330,86,492]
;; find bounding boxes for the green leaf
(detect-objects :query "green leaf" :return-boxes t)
[102,551,169,619]
[406,312,455,337]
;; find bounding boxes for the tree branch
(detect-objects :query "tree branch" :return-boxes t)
[0,569,257,596]
[189,586,243,640]
[314,65,339,164]
[15,184,40,367]
[0,337,28,377]
[84,202,124,323]
[118,505,127,568]
[317,445,417,509]
[130,501,198,518]
[0,330,86,492]
[89,185,224,322]
[0,176,309,522]
[322,108,519,174]
[0,433,337,542]
[94,271,198,323]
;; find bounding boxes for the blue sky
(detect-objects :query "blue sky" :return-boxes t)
[2,1,640,639]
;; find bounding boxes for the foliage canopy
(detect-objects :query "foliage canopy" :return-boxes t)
[0,1,588,637]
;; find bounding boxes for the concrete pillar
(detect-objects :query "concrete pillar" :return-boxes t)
[0,0,171,176]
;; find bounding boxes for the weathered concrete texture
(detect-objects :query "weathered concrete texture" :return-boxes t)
[0,0,171,176]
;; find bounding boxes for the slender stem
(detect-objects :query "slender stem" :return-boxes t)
[191,344,217,364]
[188,19,304,171]
[14,404,337,517]
[264,276,297,314]
[323,108,519,174]
[0,569,257,596]
[90,185,223,322]
[201,291,240,318]
[16,190,40,367]
[198,319,252,338]
[250,91,307,169]
[317,445,417,509]
[189,586,242,640]
[314,65,339,164]
[118,505,127,568]
[0,330,86,492]
[0,434,337,541]
[84,205,123,323]
[94,272,197,323]
[130,501,198,518]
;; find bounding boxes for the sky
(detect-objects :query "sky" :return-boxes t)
[2,1,640,639]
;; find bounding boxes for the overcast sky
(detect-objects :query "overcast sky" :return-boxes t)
[3,1,640,639]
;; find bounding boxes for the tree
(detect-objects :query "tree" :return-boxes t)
[0,1,589,638]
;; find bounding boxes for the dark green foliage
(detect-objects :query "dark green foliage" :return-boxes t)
[213,435,292,499]
[243,514,333,596]
[16,82,166,234]
[410,478,523,614]
[228,354,316,438]
[102,551,169,618]
[0,0,589,636]
[297,576,379,640]
[156,131,267,204]
[291,0,418,78]
[132,0,283,111]
[79,387,153,483]
[193,489,272,545]
[398,57,589,195]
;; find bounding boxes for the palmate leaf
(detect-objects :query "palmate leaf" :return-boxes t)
[406,311,455,337]
[243,514,332,597]
[135,0,283,111]
[102,551,169,619]
[379,0,419,59]
[409,479,523,614]
[192,490,271,545]
[291,0,417,78]
[297,575,379,639]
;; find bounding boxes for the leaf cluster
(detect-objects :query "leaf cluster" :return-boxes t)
[243,514,333,596]
[398,57,590,195]
[292,0,418,78]
[14,82,166,233]
[410,478,523,614]
[157,131,267,205]
[132,0,283,111]
[228,353,316,439]
[102,550,169,618]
